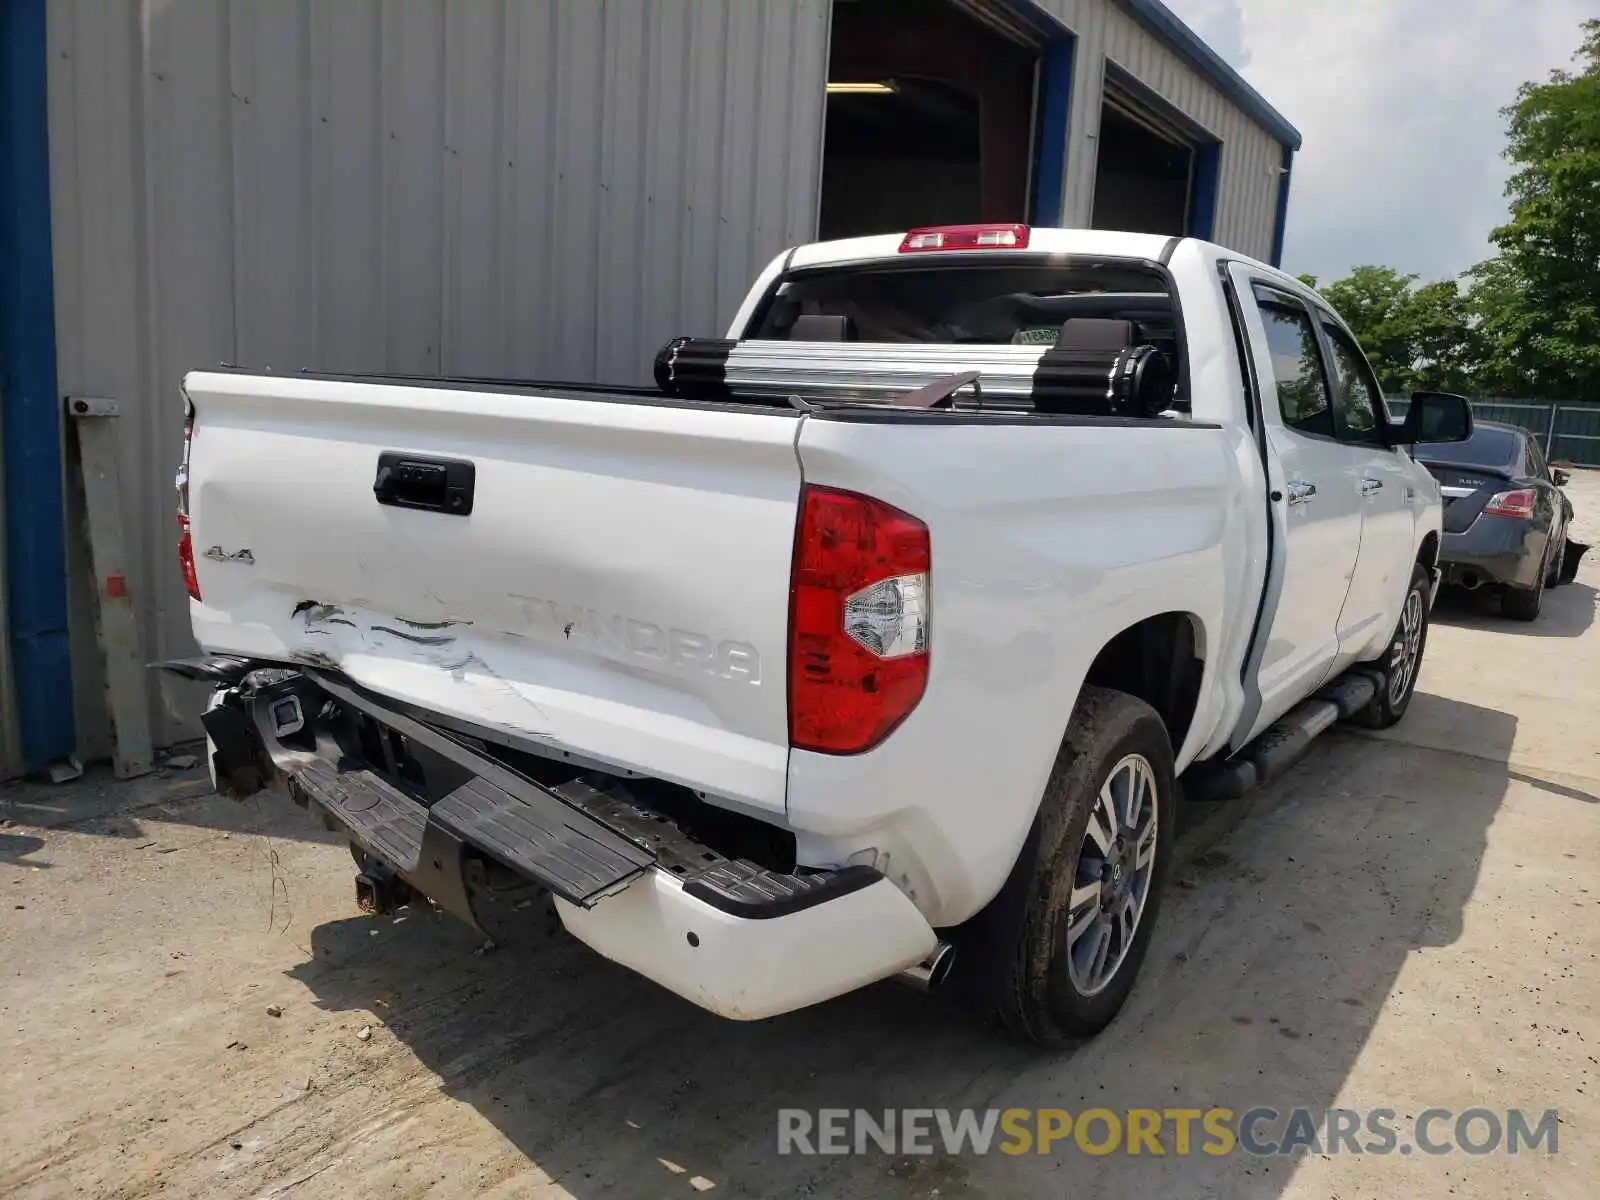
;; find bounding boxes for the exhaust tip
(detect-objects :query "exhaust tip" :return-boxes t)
[1458,569,1482,591]
[896,941,956,992]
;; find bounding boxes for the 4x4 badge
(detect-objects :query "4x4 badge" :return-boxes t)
[203,546,255,565]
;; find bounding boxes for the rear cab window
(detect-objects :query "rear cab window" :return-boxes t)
[747,261,1179,349]
[737,256,1190,417]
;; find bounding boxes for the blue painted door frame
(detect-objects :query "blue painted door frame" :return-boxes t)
[1031,36,1076,225]
[1188,140,1222,241]
[980,0,1077,226]
[1271,145,1294,267]
[1,0,74,769]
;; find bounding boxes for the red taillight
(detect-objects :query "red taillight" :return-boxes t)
[176,394,200,600]
[177,514,201,601]
[789,485,930,754]
[1483,488,1536,519]
[899,224,1029,253]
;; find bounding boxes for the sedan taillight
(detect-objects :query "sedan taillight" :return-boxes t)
[1483,488,1536,519]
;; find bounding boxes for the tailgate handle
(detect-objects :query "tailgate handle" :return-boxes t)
[373,453,475,516]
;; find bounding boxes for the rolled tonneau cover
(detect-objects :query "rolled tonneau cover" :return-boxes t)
[653,336,1178,418]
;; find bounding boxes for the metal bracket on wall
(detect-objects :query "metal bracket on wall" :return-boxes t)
[65,396,153,779]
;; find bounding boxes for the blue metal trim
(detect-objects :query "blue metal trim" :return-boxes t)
[1031,37,1076,224]
[1270,144,1294,267]
[1,0,74,769]
[1010,0,1299,150]
[1189,139,1221,240]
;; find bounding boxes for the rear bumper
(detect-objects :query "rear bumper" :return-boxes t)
[556,871,936,1020]
[1440,518,1546,590]
[181,660,936,1020]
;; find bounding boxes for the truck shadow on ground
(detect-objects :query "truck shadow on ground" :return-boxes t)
[1431,579,1597,638]
[0,832,50,867]
[285,691,1518,1199]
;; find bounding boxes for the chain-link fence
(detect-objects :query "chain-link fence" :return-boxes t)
[1385,397,1600,467]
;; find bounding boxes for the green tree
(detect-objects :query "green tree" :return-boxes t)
[1480,19,1600,398]
[1405,279,1479,393]
[1318,266,1421,390]
[1312,266,1479,394]
[1464,256,1537,395]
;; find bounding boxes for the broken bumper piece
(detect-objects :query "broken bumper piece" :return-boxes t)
[155,657,937,1019]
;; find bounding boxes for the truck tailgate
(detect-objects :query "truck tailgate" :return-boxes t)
[182,371,802,814]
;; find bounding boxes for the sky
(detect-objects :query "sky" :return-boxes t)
[1162,0,1593,285]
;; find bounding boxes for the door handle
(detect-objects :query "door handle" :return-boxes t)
[1361,477,1383,496]
[1286,480,1317,505]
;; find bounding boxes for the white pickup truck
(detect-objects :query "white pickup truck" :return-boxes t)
[162,226,1471,1045]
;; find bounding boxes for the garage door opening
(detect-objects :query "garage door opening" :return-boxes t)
[1091,69,1220,239]
[820,78,981,239]
[821,0,1038,240]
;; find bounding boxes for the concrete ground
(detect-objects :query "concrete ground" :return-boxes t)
[4,473,1600,1199]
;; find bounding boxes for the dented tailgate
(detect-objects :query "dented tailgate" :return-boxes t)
[181,370,803,814]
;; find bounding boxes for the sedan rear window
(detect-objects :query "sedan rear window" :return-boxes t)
[1417,426,1521,470]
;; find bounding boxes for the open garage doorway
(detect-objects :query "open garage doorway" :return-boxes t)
[1091,66,1221,239]
[820,0,1041,240]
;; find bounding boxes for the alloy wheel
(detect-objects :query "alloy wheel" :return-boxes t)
[1065,753,1160,997]
[1388,587,1425,707]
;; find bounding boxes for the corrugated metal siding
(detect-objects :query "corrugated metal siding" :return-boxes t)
[1030,0,1285,261]
[46,0,830,748]
[44,0,1280,753]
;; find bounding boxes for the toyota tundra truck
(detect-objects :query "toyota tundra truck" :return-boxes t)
[159,226,1470,1045]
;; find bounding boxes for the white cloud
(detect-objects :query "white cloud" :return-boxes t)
[1164,0,1592,283]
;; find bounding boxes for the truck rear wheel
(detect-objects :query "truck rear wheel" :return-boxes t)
[958,687,1175,1046]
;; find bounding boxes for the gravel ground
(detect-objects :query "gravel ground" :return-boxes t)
[3,470,1599,1199]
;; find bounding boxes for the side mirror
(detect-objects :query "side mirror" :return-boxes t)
[1393,391,1472,445]
[1554,468,1571,487]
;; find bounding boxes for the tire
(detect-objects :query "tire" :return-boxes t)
[1558,533,1583,584]
[1503,554,1546,622]
[1354,562,1430,728]
[1548,528,1571,587]
[952,687,1176,1046]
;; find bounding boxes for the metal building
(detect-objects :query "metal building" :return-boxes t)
[0,0,1298,777]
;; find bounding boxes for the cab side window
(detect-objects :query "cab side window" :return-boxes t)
[1254,292,1333,438]
[1320,320,1384,442]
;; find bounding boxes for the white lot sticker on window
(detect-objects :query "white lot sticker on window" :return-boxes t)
[1011,327,1061,345]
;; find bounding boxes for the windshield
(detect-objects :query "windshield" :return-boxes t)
[1418,426,1521,470]
[748,262,1175,346]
